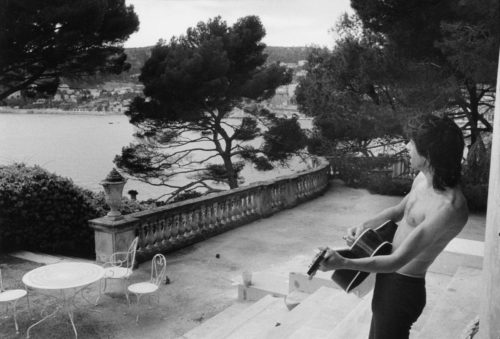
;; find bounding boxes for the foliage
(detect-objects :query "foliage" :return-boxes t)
[0,164,151,257]
[460,137,491,212]
[462,183,488,212]
[0,164,99,256]
[295,14,446,156]
[351,0,499,145]
[362,175,412,197]
[116,16,309,202]
[463,138,491,185]
[90,192,151,216]
[170,191,203,203]
[330,155,398,186]
[0,0,139,101]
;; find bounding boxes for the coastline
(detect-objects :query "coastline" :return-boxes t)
[0,107,124,116]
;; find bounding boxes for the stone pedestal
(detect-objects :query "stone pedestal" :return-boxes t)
[89,216,139,263]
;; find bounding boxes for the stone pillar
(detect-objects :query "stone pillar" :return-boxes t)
[256,183,273,217]
[89,216,139,263]
[284,178,298,208]
[478,48,500,339]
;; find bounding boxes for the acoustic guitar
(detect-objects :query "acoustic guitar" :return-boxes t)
[307,220,398,293]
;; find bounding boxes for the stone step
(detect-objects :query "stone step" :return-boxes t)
[262,286,362,339]
[225,297,289,339]
[324,291,373,339]
[200,295,285,339]
[428,238,483,275]
[409,272,452,337]
[416,266,482,339]
[283,290,310,310]
[284,271,451,339]
[237,271,289,301]
[288,271,338,294]
[179,302,251,339]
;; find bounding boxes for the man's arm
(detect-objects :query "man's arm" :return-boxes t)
[322,202,460,273]
[361,193,409,229]
[345,173,423,245]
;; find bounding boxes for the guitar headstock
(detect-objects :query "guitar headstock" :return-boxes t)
[306,248,328,279]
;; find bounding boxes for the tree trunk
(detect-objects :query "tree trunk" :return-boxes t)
[221,154,238,189]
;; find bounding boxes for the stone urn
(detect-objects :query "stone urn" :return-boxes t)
[101,168,127,220]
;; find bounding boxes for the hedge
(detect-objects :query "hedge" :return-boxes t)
[0,164,149,257]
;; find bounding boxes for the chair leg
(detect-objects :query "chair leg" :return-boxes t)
[26,292,32,316]
[124,280,130,305]
[13,300,19,334]
[95,279,103,306]
[135,294,142,323]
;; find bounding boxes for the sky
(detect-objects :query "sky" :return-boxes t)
[124,0,354,48]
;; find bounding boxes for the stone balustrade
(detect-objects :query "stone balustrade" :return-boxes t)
[89,160,330,263]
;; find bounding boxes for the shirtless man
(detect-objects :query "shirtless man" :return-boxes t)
[319,114,469,339]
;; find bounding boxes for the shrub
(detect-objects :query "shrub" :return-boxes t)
[362,174,412,196]
[462,183,488,212]
[90,192,152,216]
[0,164,101,257]
[0,164,155,257]
[331,156,397,186]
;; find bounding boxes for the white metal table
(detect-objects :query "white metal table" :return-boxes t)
[22,262,104,338]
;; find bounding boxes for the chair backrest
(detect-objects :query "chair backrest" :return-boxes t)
[150,254,167,287]
[126,237,139,269]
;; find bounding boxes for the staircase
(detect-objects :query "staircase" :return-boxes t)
[179,237,483,339]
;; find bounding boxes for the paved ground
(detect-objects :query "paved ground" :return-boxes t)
[0,180,486,339]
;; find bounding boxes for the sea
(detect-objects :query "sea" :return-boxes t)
[0,111,313,200]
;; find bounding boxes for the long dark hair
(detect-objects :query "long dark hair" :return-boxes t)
[407,114,464,190]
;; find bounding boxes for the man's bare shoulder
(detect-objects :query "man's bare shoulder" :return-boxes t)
[432,186,468,229]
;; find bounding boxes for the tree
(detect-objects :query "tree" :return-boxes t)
[296,14,447,156]
[351,0,500,145]
[115,16,307,201]
[0,0,139,101]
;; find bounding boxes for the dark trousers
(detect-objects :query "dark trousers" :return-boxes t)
[368,272,426,339]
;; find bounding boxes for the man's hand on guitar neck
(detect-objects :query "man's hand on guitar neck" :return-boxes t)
[318,248,346,272]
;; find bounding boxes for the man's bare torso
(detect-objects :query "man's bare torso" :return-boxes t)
[392,173,468,277]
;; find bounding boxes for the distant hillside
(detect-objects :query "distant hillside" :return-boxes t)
[68,46,309,86]
[124,45,310,70]
[265,46,310,64]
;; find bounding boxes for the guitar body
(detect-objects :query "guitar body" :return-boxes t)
[331,220,398,292]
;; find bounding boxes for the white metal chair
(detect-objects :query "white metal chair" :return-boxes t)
[127,254,167,322]
[97,236,139,305]
[0,268,30,334]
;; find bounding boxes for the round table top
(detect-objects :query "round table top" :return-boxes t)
[22,262,104,290]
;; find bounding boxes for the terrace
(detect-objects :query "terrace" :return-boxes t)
[0,178,486,339]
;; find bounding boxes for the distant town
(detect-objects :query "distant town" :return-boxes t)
[2,46,310,117]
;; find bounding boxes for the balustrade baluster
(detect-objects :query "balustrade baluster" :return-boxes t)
[232,197,237,222]
[208,203,216,232]
[144,222,154,255]
[151,219,160,252]
[228,197,235,224]
[200,205,208,234]
[179,212,187,240]
[171,214,180,243]
[212,202,220,230]
[191,209,199,238]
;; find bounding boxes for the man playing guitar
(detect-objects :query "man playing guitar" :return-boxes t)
[319,114,469,339]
